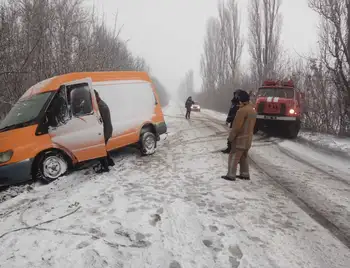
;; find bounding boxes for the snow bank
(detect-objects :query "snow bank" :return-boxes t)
[298,131,350,157]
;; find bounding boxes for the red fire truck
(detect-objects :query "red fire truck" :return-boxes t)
[253,80,304,139]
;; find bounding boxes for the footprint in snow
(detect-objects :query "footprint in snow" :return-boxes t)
[203,239,213,247]
[76,241,90,249]
[228,245,243,268]
[209,225,218,232]
[83,249,109,268]
[169,260,182,268]
[149,214,161,226]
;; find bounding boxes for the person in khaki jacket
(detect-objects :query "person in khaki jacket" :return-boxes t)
[221,90,257,181]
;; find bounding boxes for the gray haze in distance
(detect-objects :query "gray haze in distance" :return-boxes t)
[87,0,319,94]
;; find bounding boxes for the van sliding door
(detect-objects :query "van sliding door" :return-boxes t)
[48,78,107,162]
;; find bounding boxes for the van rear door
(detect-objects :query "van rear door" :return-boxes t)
[48,78,107,162]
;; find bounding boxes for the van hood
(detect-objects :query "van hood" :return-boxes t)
[0,125,37,152]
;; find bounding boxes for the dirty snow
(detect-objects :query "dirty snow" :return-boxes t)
[0,102,350,268]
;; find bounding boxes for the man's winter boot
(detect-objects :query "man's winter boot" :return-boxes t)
[221,140,231,154]
[107,153,115,167]
[236,175,250,180]
[93,163,109,174]
[221,148,230,154]
[221,175,236,181]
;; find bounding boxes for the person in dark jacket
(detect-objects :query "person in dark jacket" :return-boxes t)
[221,90,241,154]
[94,90,115,173]
[185,96,195,119]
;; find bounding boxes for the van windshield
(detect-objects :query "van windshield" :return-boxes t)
[0,92,52,131]
[257,88,294,99]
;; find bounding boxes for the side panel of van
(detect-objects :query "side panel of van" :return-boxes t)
[93,80,156,151]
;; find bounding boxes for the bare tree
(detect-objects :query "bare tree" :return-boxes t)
[0,0,161,119]
[248,0,282,87]
[178,69,195,101]
[200,17,221,94]
[218,0,243,83]
[309,0,350,135]
[198,0,243,111]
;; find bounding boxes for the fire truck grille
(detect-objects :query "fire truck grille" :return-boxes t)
[280,103,286,115]
[257,102,287,115]
[257,102,265,113]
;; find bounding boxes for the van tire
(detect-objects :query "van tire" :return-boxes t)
[140,132,157,156]
[34,151,69,183]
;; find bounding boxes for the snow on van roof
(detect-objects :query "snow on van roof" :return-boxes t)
[19,72,152,100]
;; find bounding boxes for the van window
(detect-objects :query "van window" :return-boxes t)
[47,91,69,128]
[69,84,93,117]
[258,88,294,98]
[0,92,52,131]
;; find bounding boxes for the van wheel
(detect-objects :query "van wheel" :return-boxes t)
[140,132,157,156]
[285,121,300,139]
[35,151,69,183]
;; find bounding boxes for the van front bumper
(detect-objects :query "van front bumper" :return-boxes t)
[0,158,33,187]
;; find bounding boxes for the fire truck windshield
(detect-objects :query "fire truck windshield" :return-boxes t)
[257,88,294,99]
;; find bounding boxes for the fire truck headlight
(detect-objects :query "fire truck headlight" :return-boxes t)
[289,109,295,114]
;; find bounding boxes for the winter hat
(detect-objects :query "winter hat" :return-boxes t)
[238,90,250,103]
[234,89,242,96]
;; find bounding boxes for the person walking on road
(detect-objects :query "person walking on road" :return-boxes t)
[221,90,257,181]
[221,90,241,154]
[94,90,115,173]
[185,96,195,119]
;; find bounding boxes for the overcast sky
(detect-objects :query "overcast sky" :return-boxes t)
[87,0,319,94]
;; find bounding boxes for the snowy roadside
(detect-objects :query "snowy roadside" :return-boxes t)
[201,108,350,158]
[0,102,349,267]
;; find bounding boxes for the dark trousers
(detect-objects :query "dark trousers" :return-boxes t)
[99,136,114,170]
[185,109,191,119]
[227,139,232,151]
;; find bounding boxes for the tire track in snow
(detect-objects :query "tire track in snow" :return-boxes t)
[197,109,350,250]
[273,141,350,187]
[249,155,350,249]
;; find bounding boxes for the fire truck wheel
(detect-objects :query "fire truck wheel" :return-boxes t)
[286,121,300,139]
[253,122,259,134]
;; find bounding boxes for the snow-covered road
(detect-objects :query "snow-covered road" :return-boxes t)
[0,102,350,268]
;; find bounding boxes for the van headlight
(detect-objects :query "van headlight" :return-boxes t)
[0,150,13,163]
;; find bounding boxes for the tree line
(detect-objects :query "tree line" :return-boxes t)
[0,0,169,119]
[180,0,349,136]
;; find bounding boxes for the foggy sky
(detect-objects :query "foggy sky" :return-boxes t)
[87,0,319,94]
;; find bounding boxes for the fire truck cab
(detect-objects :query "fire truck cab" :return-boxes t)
[254,80,304,139]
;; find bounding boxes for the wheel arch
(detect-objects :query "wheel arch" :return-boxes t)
[31,148,74,179]
[139,122,156,137]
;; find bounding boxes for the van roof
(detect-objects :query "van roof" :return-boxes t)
[21,71,152,99]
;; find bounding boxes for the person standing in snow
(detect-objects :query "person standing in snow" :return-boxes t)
[221,90,241,154]
[94,90,115,173]
[221,90,257,181]
[185,96,195,119]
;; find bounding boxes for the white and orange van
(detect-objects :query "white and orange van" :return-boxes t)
[0,72,167,185]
